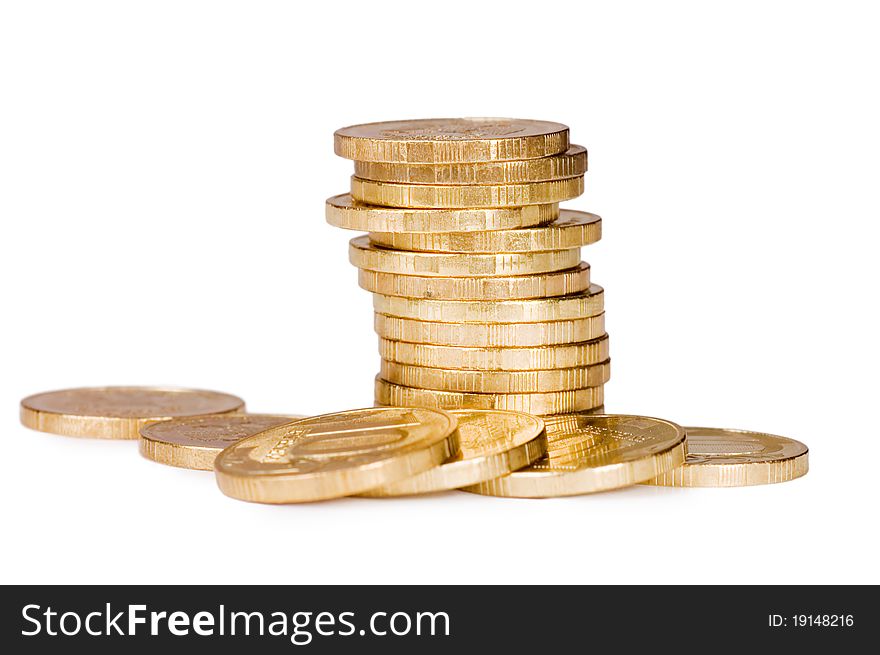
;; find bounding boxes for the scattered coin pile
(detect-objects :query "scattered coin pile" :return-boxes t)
[327,118,608,415]
[20,386,809,503]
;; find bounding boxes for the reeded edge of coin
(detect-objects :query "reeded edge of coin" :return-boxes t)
[360,410,547,497]
[138,413,304,471]
[644,426,809,487]
[19,386,246,440]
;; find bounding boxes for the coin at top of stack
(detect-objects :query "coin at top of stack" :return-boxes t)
[327,117,608,415]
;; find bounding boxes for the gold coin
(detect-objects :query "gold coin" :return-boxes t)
[645,427,809,487]
[351,176,584,209]
[214,407,459,503]
[373,284,604,323]
[20,386,245,440]
[379,359,611,393]
[325,194,558,233]
[354,145,587,184]
[359,263,590,300]
[360,410,546,497]
[379,335,610,370]
[334,118,569,163]
[139,413,304,471]
[374,312,607,347]
[350,236,580,277]
[375,378,605,415]
[368,210,601,253]
[463,414,686,498]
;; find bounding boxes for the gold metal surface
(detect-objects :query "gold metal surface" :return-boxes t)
[368,210,601,253]
[20,387,245,440]
[372,285,604,323]
[354,145,587,184]
[645,427,809,487]
[349,236,580,277]
[334,118,569,163]
[464,414,686,498]
[379,359,611,393]
[358,263,590,300]
[374,312,607,347]
[361,410,546,496]
[351,176,584,209]
[325,194,558,233]
[375,378,605,415]
[378,335,611,370]
[139,413,304,471]
[214,407,459,503]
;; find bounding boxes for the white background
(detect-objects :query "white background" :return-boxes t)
[2,0,878,585]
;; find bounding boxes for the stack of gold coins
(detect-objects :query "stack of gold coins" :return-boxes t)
[327,118,608,415]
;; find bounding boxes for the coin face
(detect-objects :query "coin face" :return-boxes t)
[214,407,459,503]
[139,413,303,471]
[335,118,569,163]
[645,427,809,487]
[463,414,686,497]
[20,386,246,439]
[361,410,546,496]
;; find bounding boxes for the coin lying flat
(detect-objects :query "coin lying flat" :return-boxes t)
[334,118,569,163]
[375,378,605,416]
[360,410,546,497]
[369,210,601,253]
[214,407,459,503]
[139,413,304,471]
[351,176,584,209]
[463,414,686,498]
[359,263,591,300]
[354,145,587,184]
[378,335,611,370]
[379,359,611,393]
[373,285,604,323]
[374,313,607,347]
[20,387,246,440]
[645,427,809,487]
[325,194,558,233]
[350,236,580,278]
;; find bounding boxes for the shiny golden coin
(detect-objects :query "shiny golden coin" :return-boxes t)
[139,413,304,471]
[334,118,569,163]
[373,284,604,323]
[369,210,601,253]
[375,378,605,416]
[351,176,583,209]
[464,414,686,498]
[380,359,611,393]
[374,312,607,347]
[361,410,546,497]
[20,386,245,440]
[354,145,587,184]
[325,194,558,233]
[350,236,580,278]
[359,263,590,301]
[645,427,809,487]
[379,335,610,370]
[214,407,459,503]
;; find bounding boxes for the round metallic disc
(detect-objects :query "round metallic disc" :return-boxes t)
[361,410,546,497]
[368,210,601,253]
[139,413,304,471]
[20,386,246,440]
[354,145,587,184]
[375,378,605,416]
[334,118,569,163]
[351,176,584,209]
[325,194,558,233]
[214,407,459,503]
[463,414,686,498]
[645,427,809,487]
